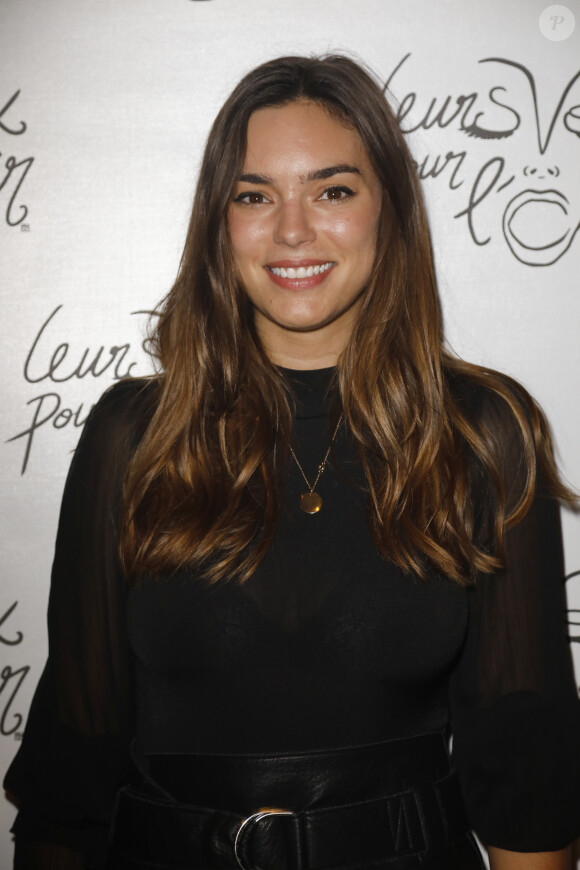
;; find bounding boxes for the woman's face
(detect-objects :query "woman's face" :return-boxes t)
[228,100,383,368]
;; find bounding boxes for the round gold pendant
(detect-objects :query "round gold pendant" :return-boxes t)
[300,492,323,514]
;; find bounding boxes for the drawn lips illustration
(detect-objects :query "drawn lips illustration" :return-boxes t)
[502,189,579,266]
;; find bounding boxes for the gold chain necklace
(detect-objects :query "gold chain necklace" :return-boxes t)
[288,413,343,514]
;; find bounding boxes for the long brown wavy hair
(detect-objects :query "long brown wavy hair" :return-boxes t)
[121,54,573,585]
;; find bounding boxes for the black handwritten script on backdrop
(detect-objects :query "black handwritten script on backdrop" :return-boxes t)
[0,90,33,230]
[6,306,151,474]
[565,570,580,695]
[566,571,580,640]
[386,55,580,266]
[0,602,28,740]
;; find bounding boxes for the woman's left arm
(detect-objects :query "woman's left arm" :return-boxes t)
[488,845,570,870]
[450,475,580,855]
[449,387,580,857]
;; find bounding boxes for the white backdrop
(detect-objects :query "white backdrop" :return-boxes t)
[1,0,579,865]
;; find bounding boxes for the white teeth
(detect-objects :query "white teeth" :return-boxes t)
[269,262,334,278]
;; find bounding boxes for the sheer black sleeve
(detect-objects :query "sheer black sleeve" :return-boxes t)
[449,384,580,851]
[4,379,155,869]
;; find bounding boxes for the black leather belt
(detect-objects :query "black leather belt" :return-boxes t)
[107,734,484,869]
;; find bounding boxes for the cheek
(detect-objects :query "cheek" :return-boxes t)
[327,213,379,253]
[228,212,269,256]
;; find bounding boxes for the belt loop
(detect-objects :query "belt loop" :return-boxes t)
[433,771,469,839]
[129,740,175,801]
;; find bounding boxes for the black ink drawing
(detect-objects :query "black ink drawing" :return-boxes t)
[0,602,29,737]
[0,90,33,228]
[565,570,580,644]
[6,306,147,474]
[386,55,580,266]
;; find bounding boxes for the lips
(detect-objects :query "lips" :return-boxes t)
[265,260,336,288]
[502,189,578,266]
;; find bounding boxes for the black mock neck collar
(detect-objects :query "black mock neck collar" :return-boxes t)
[278,366,338,419]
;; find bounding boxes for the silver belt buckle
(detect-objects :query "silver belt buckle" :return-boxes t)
[234,807,295,870]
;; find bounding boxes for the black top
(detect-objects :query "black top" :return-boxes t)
[5,371,580,868]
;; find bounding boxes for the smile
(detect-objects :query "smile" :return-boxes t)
[267,262,335,279]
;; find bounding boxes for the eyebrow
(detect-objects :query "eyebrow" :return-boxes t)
[238,164,362,185]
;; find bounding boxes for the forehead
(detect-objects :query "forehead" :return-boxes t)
[242,100,371,173]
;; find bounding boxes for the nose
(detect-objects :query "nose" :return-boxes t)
[523,164,560,180]
[273,198,316,247]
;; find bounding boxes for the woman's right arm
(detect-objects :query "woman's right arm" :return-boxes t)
[4,379,154,869]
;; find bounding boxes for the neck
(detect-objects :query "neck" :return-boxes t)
[269,349,339,370]
[255,304,359,370]
[259,325,348,371]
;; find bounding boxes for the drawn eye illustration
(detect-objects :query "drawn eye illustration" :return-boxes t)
[461,118,517,140]
[460,88,520,140]
[564,105,580,137]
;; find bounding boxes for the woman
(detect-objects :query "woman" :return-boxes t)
[5,55,580,870]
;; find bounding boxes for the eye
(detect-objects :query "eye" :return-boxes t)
[319,185,356,201]
[232,191,269,205]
